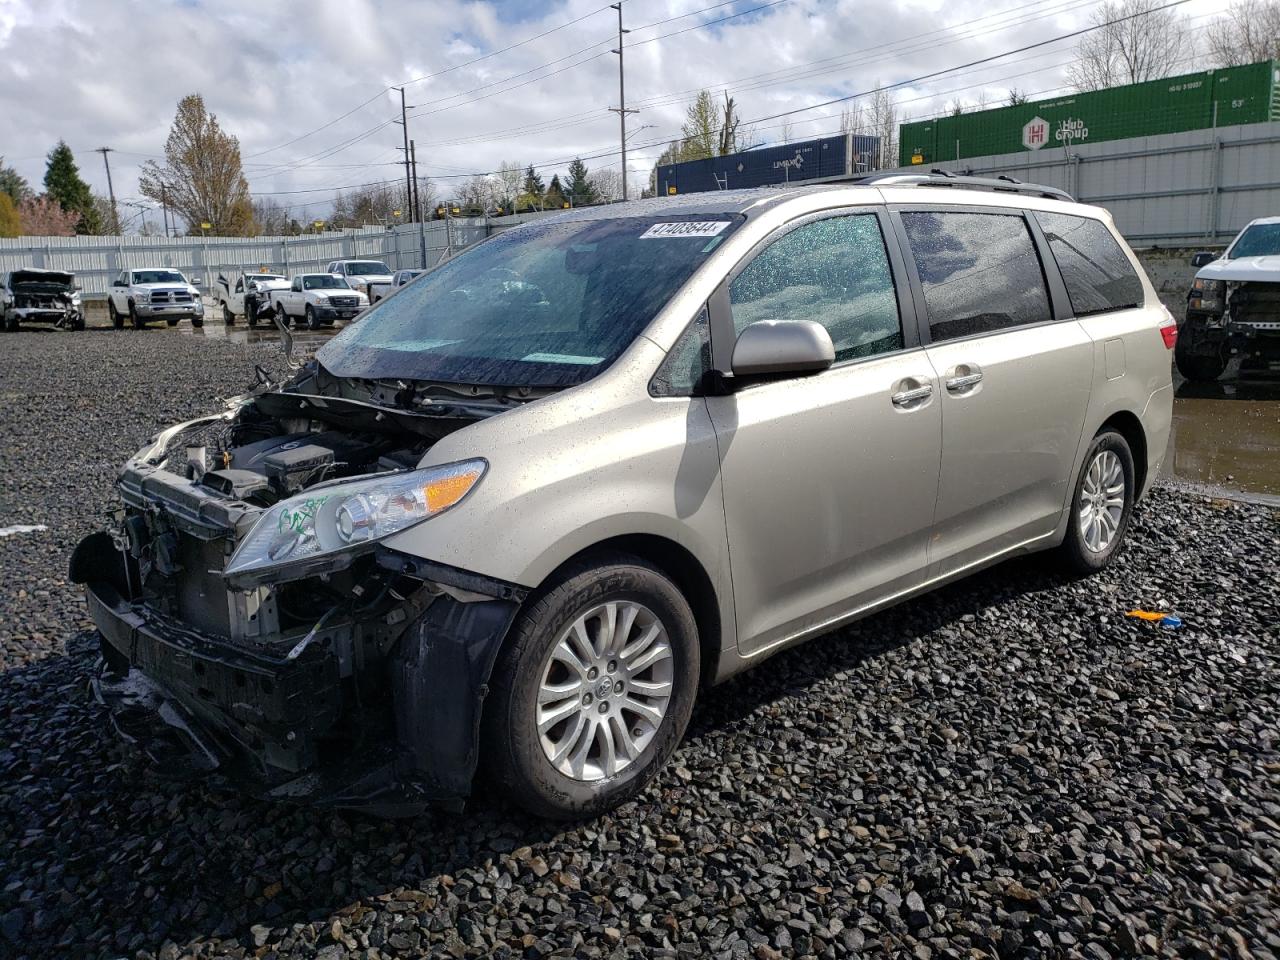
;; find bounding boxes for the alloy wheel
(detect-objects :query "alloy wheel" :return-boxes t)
[1078,449,1125,553]
[535,601,674,782]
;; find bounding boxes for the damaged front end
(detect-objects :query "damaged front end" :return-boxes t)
[71,364,529,814]
[3,269,82,331]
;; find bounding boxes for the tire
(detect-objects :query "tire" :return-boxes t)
[108,300,124,330]
[128,301,144,330]
[166,317,179,327]
[482,553,700,820]
[222,302,235,326]
[276,304,290,328]
[305,304,321,331]
[71,312,85,331]
[1056,429,1135,576]
[191,315,203,329]
[1175,343,1228,381]
[3,312,18,332]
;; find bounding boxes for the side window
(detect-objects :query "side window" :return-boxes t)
[651,306,710,397]
[729,214,903,363]
[1035,212,1144,316]
[293,278,303,292]
[235,278,243,293]
[900,211,1052,342]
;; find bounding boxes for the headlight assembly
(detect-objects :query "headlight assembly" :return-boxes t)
[224,459,486,579]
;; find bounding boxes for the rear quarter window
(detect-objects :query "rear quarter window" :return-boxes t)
[1035,212,1144,316]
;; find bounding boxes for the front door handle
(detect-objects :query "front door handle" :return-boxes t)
[891,383,934,407]
[945,372,983,391]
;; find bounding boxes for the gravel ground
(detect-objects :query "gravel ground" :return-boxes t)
[1,329,1278,960]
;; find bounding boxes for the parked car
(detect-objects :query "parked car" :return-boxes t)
[266,273,368,328]
[214,268,290,326]
[1,268,83,331]
[325,259,394,299]
[369,268,425,303]
[1178,217,1280,380]
[73,175,1175,819]
[107,268,204,329]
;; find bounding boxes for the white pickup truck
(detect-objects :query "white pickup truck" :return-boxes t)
[107,267,205,329]
[266,274,369,329]
[214,268,291,326]
[325,259,394,300]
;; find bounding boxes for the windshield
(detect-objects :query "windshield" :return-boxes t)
[345,261,391,276]
[1228,223,1280,259]
[251,274,286,282]
[133,270,186,284]
[317,213,743,388]
[304,276,350,290]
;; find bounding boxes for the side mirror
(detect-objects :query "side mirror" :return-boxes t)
[731,320,835,378]
[190,276,203,286]
[1190,252,1217,268]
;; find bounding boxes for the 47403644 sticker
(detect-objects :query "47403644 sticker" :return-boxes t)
[639,221,731,239]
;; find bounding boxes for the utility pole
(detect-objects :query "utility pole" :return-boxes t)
[410,140,422,222]
[396,87,414,223]
[609,3,639,201]
[95,147,119,234]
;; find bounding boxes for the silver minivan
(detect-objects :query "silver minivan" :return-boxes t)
[73,175,1176,818]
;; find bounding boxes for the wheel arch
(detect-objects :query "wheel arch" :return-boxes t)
[1098,409,1148,498]
[521,533,723,690]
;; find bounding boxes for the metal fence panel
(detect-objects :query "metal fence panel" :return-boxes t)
[0,211,561,295]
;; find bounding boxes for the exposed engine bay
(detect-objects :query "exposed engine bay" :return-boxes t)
[71,359,534,809]
[2,269,82,330]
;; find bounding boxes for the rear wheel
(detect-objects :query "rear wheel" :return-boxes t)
[482,553,699,819]
[108,299,124,330]
[1057,429,1135,575]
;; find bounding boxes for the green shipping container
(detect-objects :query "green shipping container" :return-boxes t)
[898,59,1280,167]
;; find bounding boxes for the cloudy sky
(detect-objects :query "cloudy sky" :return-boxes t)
[0,0,1223,224]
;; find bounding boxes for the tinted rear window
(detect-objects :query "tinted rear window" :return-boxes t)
[900,211,1052,342]
[1036,212,1144,315]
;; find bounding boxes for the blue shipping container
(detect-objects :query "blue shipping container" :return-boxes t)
[656,134,881,195]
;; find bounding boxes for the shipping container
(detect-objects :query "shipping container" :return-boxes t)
[899,59,1280,166]
[657,134,881,195]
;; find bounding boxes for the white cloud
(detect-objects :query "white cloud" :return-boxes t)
[0,0,1227,218]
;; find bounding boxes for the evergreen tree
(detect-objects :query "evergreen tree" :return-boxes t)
[522,164,544,197]
[545,175,567,209]
[564,158,598,206]
[0,157,30,204]
[43,141,102,234]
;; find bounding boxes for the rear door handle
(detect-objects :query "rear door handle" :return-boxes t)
[891,383,934,407]
[945,372,983,391]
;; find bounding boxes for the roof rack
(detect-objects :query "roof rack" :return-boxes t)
[845,170,1073,202]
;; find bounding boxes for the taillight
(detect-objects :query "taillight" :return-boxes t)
[1160,323,1178,350]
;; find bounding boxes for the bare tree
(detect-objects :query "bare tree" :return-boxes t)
[139,94,255,236]
[1007,88,1031,106]
[252,197,293,235]
[1207,0,1280,65]
[840,101,867,135]
[1068,0,1186,91]
[458,174,501,212]
[588,167,625,202]
[779,120,795,144]
[869,84,898,170]
[948,98,966,117]
[494,162,523,212]
[330,183,401,227]
[717,93,742,156]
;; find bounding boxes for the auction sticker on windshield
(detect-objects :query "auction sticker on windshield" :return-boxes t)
[640,221,731,239]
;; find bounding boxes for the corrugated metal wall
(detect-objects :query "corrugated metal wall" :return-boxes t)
[0,211,557,295]
[895,120,1280,246]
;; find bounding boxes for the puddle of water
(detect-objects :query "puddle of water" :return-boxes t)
[0,524,49,538]
[1164,371,1280,496]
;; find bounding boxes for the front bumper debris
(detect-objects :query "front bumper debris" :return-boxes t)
[72,530,524,815]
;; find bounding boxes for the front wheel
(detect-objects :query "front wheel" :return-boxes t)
[191,315,203,329]
[1057,429,1135,576]
[165,317,179,327]
[305,304,321,330]
[222,302,235,326]
[1175,319,1228,381]
[3,312,17,332]
[108,300,123,330]
[482,554,700,820]
[129,301,144,330]
[276,304,290,328]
